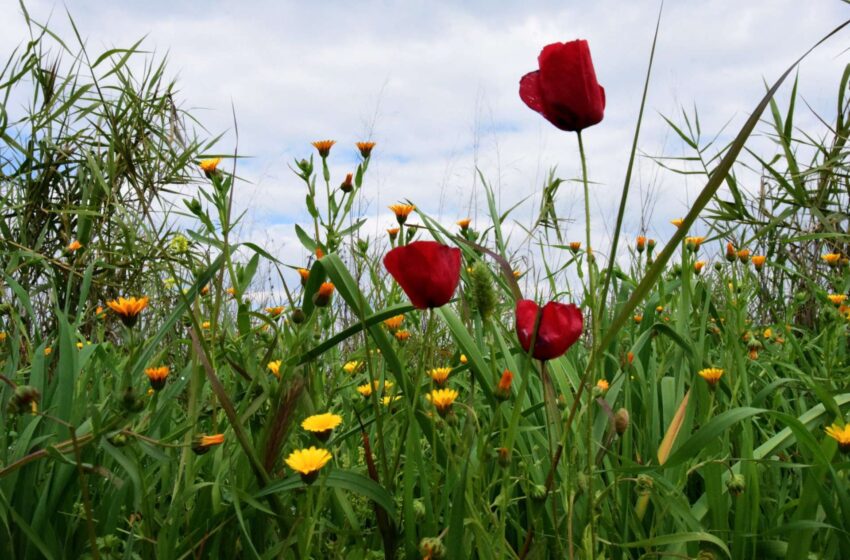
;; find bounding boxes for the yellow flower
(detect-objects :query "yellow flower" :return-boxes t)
[285,447,332,483]
[457,218,472,230]
[429,367,452,386]
[670,218,683,227]
[265,306,285,317]
[0,332,6,342]
[382,395,402,406]
[192,433,224,455]
[763,328,773,339]
[145,366,170,391]
[513,270,522,279]
[383,314,404,331]
[311,140,336,158]
[356,141,376,158]
[426,388,459,416]
[459,354,468,365]
[394,329,411,342]
[596,379,609,392]
[226,287,237,297]
[823,253,842,266]
[67,240,83,252]
[301,413,342,441]
[202,321,211,329]
[389,203,416,224]
[655,306,663,313]
[343,361,361,374]
[106,296,149,327]
[44,347,52,356]
[76,342,84,349]
[698,367,724,388]
[825,424,850,453]
[267,360,282,378]
[199,157,222,175]
[685,236,705,251]
[828,294,847,305]
[357,380,394,397]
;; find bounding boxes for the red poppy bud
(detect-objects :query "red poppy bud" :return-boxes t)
[515,299,583,361]
[383,241,462,309]
[519,40,605,132]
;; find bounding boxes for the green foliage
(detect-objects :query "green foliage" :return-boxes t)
[1,6,850,560]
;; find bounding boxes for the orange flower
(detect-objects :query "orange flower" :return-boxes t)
[265,306,285,317]
[633,314,642,324]
[626,351,634,365]
[823,253,842,267]
[387,227,400,240]
[725,242,737,262]
[828,294,848,306]
[394,329,410,342]
[313,282,335,307]
[389,203,416,224]
[297,268,310,286]
[693,260,706,274]
[457,218,472,230]
[67,240,83,252]
[569,241,581,253]
[595,379,609,392]
[267,360,282,378]
[383,314,404,331]
[312,140,336,158]
[496,369,513,400]
[737,249,750,263]
[315,247,325,259]
[751,255,766,269]
[192,433,224,454]
[356,141,376,158]
[144,366,169,391]
[106,296,149,327]
[636,236,646,252]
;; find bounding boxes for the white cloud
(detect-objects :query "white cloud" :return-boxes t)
[2,0,848,295]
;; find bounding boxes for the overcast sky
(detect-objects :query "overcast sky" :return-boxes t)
[1,0,848,295]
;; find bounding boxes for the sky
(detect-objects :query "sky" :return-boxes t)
[1,0,848,296]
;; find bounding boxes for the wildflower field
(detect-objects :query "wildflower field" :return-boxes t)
[3,5,850,560]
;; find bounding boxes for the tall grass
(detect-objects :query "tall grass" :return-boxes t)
[1,6,850,560]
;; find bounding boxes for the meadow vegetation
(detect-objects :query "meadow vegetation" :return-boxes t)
[1,7,850,560]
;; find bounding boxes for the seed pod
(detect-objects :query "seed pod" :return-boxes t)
[614,408,630,435]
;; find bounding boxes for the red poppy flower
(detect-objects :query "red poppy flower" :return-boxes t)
[515,299,583,361]
[384,241,461,309]
[519,40,605,132]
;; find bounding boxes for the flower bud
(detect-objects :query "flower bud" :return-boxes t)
[340,172,354,193]
[469,262,497,320]
[726,473,746,497]
[312,282,335,308]
[497,446,511,467]
[7,385,40,415]
[614,408,630,435]
[419,537,446,559]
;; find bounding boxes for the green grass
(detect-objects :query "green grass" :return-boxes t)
[2,6,850,560]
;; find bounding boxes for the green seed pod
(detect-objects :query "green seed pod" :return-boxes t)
[290,308,306,324]
[468,262,497,320]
